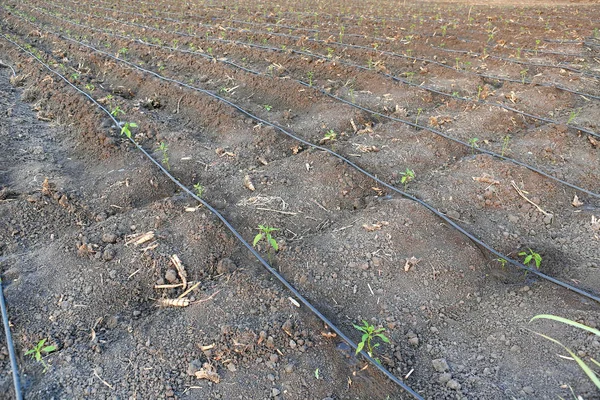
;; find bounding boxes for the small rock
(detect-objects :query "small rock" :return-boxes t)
[187,359,203,376]
[271,388,281,397]
[227,363,237,372]
[447,210,460,220]
[165,269,178,283]
[446,379,461,390]
[284,364,294,373]
[102,233,118,244]
[26,193,42,203]
[523,386,534,395]
[408,337,419,346]
[102,249,115,261]
[543,214,553,224]
[438,373,452,383]
[432,358,449,372]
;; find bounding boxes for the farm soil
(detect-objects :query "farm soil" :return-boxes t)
[1,0,600,399]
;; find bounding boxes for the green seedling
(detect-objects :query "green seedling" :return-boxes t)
[25,338,56,372]
[468,137,479,154]
[520,69,528,84]
[567,108,581,124]
[519,248,542,270]
[70,72,79,81]
[349,88,356,103]
[263,104,273,111]
[253,225,279,257]
[353,320,390,362]
[441,25,447,36]
[323,129,337,142]
[193,183,204,198]
[326,47,334,59]
[399,168,415,188]
[207,47,213,57]
[501,134,511,156]
[516,47,522,58]
[111,106,125,117]
[158,64,165,72]
[476,85,483,101]
[339,25,345,43]
[530,314,600,390]
[120,122,137,139]
[158,141,170,170]
[455,57,460,70]
[307,71,314,87]
[415,108,423,125]
[314,368,320,379]
[84,83,95,92]
[118,47,128,57]
[496,258,508,269]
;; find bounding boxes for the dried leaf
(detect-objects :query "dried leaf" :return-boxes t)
[404,256,420,272]
[195,363,220,383]
[572,195,584,207]
[243,175,255,191]
[170,254,187,290]
[126,231,155,246]
[362,221,389,232]
[588,136,599,148]
[321,331,337,339]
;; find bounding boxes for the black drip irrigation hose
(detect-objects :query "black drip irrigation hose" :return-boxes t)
[13,26,600,306]
[21,11,600,200]
[45,0,600,102]
[0,279,23,400]
[0,32,426,400]
[23,4,600,143]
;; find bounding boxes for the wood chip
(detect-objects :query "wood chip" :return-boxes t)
[288,297,300,308]
[404,256,420,272]
[243,175,255,191]
[157,298,190,307]
[589,135,599,148]
[362,221,389,231]
[126,231,155,246]
[195,363,220,383]
[472,174,500,185]
[572,195,584,207]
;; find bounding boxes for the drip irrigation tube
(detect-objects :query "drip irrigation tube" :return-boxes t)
[0,278,23,400]
[21,5,600,143]
[13,6,600,201]
[0,31,425,400]
[11,27,600,306]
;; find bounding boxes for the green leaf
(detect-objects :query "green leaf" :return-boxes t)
[524,255,532,265]
[531,315,600,337]
[361,333,369,342]
[129,122,138,128]
[355,341,364,355]
[518,251,526,256]
[35,352,42,362]
[24,349,35,356]
[268,237,278,251]
[42,345,56,354]
[377,334,390,343]
[253,233,263,247]
[532,331,600,389]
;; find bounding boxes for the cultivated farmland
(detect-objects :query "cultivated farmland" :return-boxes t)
[0,0,599,398]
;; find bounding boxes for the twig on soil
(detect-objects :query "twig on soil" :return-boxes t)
[125,231,155,246]
[154,283,185,289]
[176,95,184,114]
[0,60,16,76]
[191,289,222,304]
[255,207,298,215]
[127,269,140,280]
[510,181,552,217]
[93,369,114,389]
[178,281,201,299]
[312,199,329,212]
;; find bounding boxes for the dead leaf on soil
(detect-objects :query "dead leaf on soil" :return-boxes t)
[194,363,220,383]
[41,177,54,196]
[170,254,188,290]
[215,147,236,158]
[592,216,600,231]
[321,331,337,339]
[429,115,453,128]
[404,256,420,272]
[572,195,584,207]
[362,221,389,232]
[243,175,255,191]
[352,143,380,153]
[472,174,500,185]
[588,135,599,148]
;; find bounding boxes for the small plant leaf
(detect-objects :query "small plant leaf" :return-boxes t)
[355,341,364,355]
[253,233,263,247]
[268,237,278,251]
[42,345,57,354]
[376,334,390,343]
[361,333,369,342]
[531,314,600,337]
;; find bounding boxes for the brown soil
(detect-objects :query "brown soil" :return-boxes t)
[0,0,599,399]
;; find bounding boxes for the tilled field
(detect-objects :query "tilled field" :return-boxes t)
[0,0,599,398]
